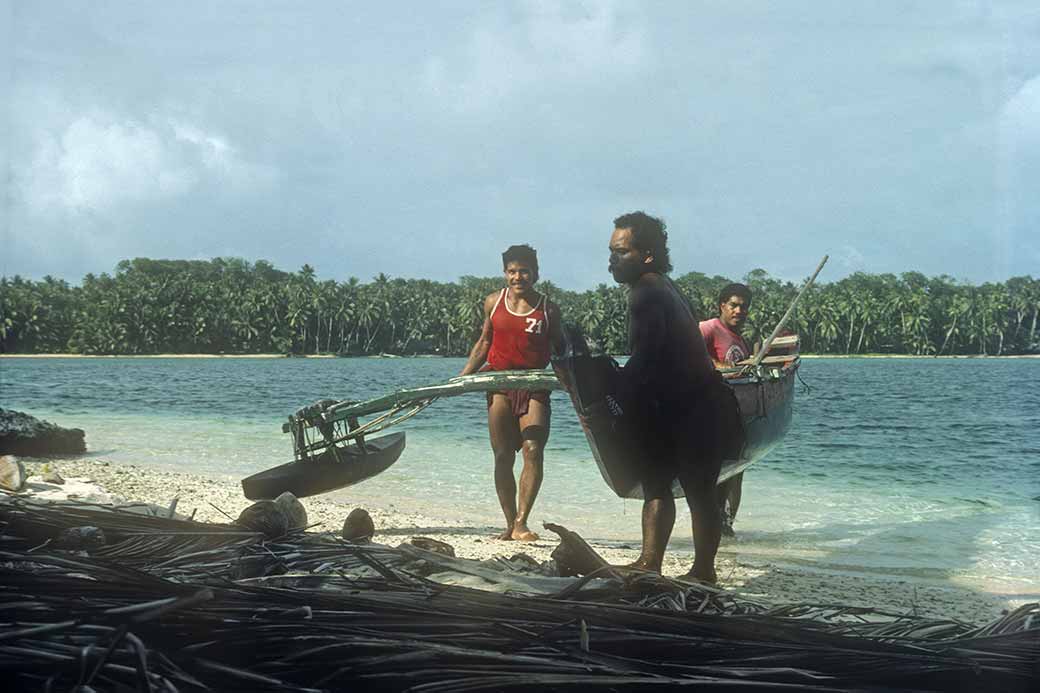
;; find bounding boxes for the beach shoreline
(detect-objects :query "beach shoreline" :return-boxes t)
[11,457,1029,626]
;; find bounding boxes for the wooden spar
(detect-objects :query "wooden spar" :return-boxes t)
[750,255,829,369]
[320,370,564,424]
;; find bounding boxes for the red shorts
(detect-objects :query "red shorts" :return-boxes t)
[486,389,551,418]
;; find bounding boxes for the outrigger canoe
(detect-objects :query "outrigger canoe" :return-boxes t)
[240,334,800,501]
[240,258,824,502]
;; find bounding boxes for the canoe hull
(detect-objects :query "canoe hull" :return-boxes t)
[722,363,797,482]
[241,432,406,500]
[555,352,797,499]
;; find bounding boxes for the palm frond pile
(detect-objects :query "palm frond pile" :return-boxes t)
[1,498,1037,691]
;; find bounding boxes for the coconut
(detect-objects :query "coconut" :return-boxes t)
[341,508,374,541]
[274,491,308,530]
[236,500,289,539]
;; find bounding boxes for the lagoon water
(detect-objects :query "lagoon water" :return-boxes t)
[2,356,1038,600]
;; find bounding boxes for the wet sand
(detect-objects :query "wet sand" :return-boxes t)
[14,458,1026,625]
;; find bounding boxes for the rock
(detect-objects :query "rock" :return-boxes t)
[53,525,107,551]
[274,492,308,530]
[236,500,289,539]
[409,536,455,557]
[0,455,27,492]
[342,508,374,541]
[0,408,86,456]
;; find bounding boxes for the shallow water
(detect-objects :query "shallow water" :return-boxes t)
[2,356,1038,598]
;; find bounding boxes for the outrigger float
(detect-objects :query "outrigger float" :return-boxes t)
[243,258,828,501]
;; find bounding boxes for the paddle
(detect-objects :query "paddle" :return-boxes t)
[748,255,829,369]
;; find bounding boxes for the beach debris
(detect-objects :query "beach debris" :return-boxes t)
[0,455,27,492]
[236,499,289,538]
[53,525,107,551]
[40,462,66,485]
[1,499,1038,692]
[342,507,375,541]
[0,408,86,455]
[409,536,455,557]
[274,490,308,529]
[544,521,613,577]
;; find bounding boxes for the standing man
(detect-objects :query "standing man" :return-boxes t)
[608,212,743,583]
[459,245,564,542]
[700,284,753,536]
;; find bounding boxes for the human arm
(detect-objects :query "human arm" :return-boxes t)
[545,300,574,393]
[458,293,497,376]
[546,300,566,358]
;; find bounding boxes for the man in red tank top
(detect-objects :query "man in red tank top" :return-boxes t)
[459,245,564,542]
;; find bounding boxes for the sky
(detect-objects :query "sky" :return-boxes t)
[2,1,1039,290]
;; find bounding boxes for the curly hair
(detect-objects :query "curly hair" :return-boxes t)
[613,211,672,274]
[501,244,539,273]
[718,282,752,307]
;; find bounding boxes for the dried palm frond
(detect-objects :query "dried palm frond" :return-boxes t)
[2,499,1037,691]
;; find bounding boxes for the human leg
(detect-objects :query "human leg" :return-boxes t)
[727,472,744,519]
[488,394,521,539]
[681,471,721,583]
[513,396,549,541]
[716,476,735,537]
[627,495,676,573]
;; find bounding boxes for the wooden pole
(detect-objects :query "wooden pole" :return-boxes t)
[750,255,829,369]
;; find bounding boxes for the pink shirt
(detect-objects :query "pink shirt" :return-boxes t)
[699,317,750,365]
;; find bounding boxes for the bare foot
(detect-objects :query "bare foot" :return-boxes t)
[510,523,539,542]
[496,528,514,540]
[622,557,662,574]
[680,566,717,585]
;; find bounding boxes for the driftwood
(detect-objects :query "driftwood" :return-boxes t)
[544,521,617,578]
[1,498,1037,692]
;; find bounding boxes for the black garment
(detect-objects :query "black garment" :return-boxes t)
[628,374,744,500]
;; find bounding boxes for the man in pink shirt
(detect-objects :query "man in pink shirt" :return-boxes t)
[699,283,752,535]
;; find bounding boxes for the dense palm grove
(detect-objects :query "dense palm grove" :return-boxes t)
[2,258,1038,356]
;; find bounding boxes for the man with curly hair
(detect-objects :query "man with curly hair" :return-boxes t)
[608,212,743,583]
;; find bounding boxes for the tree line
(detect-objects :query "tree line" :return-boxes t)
[2,257,1038,356]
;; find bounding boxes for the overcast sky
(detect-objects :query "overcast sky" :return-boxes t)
[2,1,1038,289]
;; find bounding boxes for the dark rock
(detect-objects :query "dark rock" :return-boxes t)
[0,408,86,456]
[410,536,455,557]
[0,455,27,491]
[342,508,375,541]
[236,500,289,539]
[53,526,107,551]
[274,491,308,530]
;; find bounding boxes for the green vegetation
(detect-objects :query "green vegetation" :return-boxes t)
[2,258,1037,356]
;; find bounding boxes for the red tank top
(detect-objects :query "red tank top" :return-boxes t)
[486,288,552,370]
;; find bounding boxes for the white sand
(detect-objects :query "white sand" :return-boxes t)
[13,458,1025,625]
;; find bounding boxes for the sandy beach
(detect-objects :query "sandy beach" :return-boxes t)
[15,457,1025,626]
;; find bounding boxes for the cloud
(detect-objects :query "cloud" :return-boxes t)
[422,0,647,111]
[17,111,276,217]
[1001,74,1040,149]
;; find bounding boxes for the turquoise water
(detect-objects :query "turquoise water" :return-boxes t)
[2,356,1038,598]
